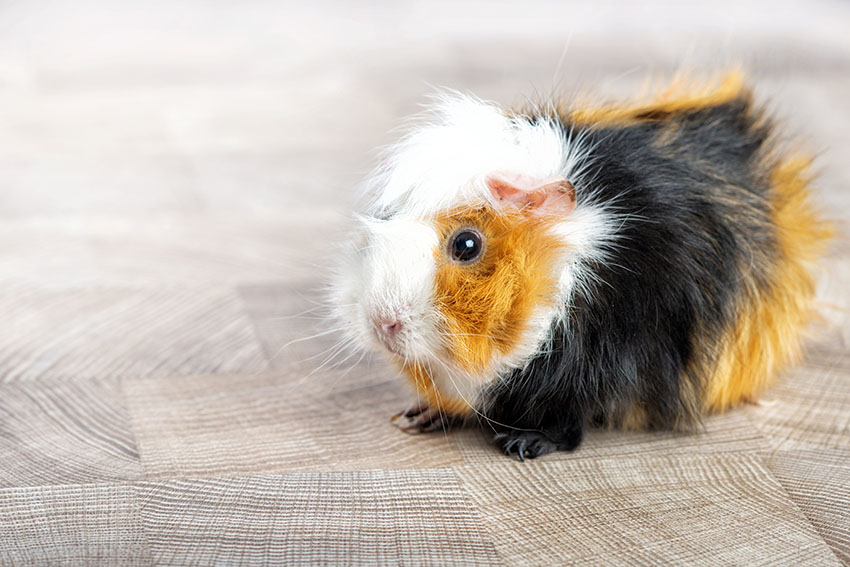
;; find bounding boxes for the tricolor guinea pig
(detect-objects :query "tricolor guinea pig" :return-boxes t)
[331,73,831,460]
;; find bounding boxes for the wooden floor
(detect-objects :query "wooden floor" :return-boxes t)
[1,1,849,565]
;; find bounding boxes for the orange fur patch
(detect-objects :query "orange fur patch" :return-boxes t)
[704,157,833,411]
[568,71,747,128]
[432,207,564,373]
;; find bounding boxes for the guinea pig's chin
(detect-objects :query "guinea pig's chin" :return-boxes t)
[373,336,404,358]
[371,336,421,362]
[364,327,437,364]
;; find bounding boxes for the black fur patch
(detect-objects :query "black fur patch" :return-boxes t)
[482,96,779,459]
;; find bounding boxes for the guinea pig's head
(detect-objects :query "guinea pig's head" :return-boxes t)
[331,93,603,410]
[333,173,576,386]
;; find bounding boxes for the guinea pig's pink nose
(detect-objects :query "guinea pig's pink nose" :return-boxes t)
[373,316,403,338]
[380,318,402,337]
[383,320,402,335]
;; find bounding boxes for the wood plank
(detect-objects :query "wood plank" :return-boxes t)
[456,454,842,566]
[0,377,143,487]
[0,285,267,382]
[0,483,152,566]
[121,370,466,479]
[137,470,501,566]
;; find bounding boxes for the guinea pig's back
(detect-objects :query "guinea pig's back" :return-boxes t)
[486,79,832,434]
[573,82,833,418]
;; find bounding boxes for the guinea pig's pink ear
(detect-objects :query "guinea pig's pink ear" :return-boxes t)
[486,173,576,216]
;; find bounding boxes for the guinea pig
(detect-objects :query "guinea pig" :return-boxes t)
[331,72,832,460]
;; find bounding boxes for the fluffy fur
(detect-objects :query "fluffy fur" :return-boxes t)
[367,92,597,220]
[333,74,831,460]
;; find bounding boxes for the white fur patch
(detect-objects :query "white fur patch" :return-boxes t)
[332,217,444,364]
[367,92,593,220]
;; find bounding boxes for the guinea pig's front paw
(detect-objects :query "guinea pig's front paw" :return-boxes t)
[390,402,451,434]
[493,431,558,461]
[494,420,584,460]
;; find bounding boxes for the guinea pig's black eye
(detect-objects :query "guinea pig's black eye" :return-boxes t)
[449,229,484,264]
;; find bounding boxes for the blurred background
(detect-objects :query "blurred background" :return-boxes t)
[2,1,849,222]
[0,0,847,376]
[0,2,848,565]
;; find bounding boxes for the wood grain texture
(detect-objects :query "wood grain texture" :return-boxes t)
[0,285,268,382]
[137,470,501,566]
[122,371,466,479]
[0,483,152,567]
[746,349,850,563]
[236,281,367,374]
[0,377,143,487]
[456,454,843,566]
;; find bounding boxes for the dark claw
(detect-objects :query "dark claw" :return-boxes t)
[403,403,427,419]
[528,441,546,459]
[392,402,458,435]
[419,415,445,433]
[517,439,527,461]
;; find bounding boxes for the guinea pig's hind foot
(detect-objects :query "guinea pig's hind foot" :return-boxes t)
[390,402,451,434]
[493,429,581,461]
